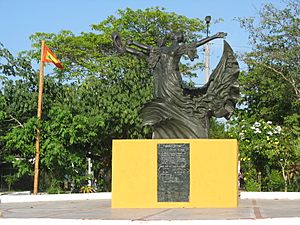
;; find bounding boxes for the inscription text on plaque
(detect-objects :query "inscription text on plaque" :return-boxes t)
[157,143,190,202]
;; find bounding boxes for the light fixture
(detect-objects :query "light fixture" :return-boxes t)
[205,16,211,37]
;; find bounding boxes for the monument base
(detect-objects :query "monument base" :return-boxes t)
[112,139,238,208]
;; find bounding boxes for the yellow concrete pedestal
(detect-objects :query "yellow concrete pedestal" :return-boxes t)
[112,139,238,208]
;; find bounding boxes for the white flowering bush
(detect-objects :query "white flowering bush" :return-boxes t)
[229,119,299,191]
[238,120,283,158]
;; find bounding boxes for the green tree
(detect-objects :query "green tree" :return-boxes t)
[237,0,300,122]
[230,0,300,191]
[1,7,213,191]
[0,42,37,190]
[208,118,229,139]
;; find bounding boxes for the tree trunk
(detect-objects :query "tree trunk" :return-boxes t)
[281,164,288,192]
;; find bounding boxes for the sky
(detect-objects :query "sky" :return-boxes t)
[0,0,285,81]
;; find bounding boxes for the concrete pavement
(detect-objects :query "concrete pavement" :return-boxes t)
[0,193,300,225]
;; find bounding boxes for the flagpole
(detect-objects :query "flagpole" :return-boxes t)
[33,40,45,195]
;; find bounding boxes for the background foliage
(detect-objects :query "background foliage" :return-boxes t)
[0,2,299,192]
[230,0,300,191]
[0,7,207,192]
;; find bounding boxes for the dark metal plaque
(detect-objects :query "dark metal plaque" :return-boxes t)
[157,143,190,202]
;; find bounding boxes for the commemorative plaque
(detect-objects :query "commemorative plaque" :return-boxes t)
[157,143,190,202]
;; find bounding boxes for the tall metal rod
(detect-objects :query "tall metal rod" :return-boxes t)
[204,16,211,82]
[204,43,210,82]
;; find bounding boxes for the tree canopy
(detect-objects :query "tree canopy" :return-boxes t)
[229,0,300,191]
[237,1,300,123]
[0,3,299,193]
[0,7,209,192]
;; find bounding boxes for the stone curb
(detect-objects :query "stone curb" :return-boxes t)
[0,192,111,203]
[240,192,300,200]
[1,192,300,204]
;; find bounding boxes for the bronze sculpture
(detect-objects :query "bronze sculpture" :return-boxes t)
[112,31,239,139]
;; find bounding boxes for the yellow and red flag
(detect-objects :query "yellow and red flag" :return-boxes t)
[42,45,63,69]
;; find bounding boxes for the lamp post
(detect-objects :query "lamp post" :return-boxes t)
[205,16,211,37]
[204,16,211,82]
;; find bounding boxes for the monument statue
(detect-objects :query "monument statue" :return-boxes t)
[112,31,239,139]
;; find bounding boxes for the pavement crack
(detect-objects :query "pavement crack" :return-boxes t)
[252,199,263,219]
[135,208,171,221]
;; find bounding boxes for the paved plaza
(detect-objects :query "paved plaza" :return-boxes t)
[1,198,300,221]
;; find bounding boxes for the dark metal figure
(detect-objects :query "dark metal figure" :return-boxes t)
[112,32,239,139]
